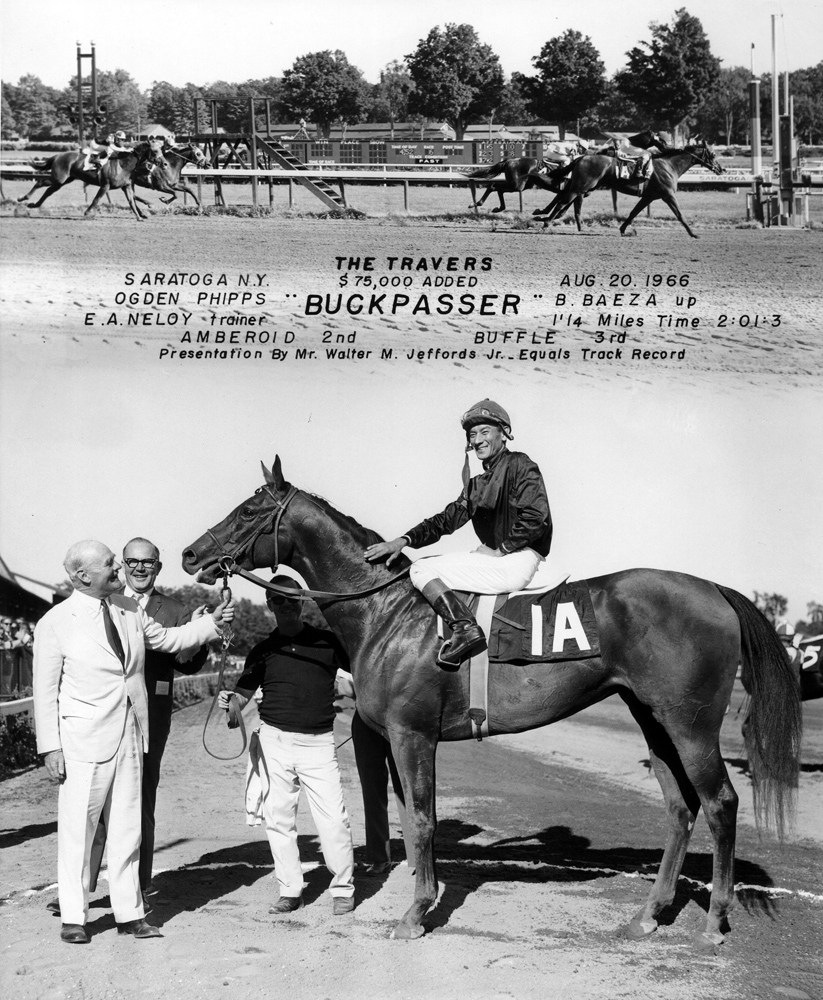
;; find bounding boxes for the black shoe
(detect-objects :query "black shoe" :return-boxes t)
[117,918,162,938]
[269,896,304,915]
[357,862,392,876]
[46,897,61,915]
[60,923,89,944]
[333,896,355,915]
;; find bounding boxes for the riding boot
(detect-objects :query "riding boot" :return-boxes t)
[420,579,487,668]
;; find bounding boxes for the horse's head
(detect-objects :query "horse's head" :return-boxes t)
[182,456,297,584]
[690,139,723,176]
[177,143,206,165]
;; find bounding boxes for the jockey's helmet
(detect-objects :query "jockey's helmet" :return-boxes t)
[115,130,126,140]
[461,399,512,436]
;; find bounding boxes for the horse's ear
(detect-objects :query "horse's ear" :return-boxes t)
[271,455,285,489]
[261,460,274,485]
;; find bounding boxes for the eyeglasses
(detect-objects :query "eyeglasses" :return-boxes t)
[267,595,301,606]
[124,558,158,569]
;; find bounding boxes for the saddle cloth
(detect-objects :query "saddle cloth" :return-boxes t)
[438,577,600,740]
[456,578,600,664]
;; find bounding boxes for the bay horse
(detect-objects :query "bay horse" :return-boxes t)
[182,458,801,949]
[17,140,166,221]
[468,131,667,213]
[131,142,207,207]
[533,140,722,238]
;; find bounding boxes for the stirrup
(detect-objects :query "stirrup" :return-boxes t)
[436,627,487,669]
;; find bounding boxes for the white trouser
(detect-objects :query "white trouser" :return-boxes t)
[257,723,354,899]
[409,547,543,595]
[57,705,144,925]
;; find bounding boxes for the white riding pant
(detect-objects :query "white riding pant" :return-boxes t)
[257,723,354,900]
[57,705,144,925]
[409,547,543,595]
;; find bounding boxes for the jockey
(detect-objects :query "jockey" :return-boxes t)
[595,135,654,182]
[82,131,129,173]
[364,400,552,667]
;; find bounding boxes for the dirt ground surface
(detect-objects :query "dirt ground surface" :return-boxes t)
[1,205,822,1000]
[1,211,822,378]
[1,691,821,1000]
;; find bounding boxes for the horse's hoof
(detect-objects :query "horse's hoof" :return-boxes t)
[693,930,724,954]
[621,917,658,940]
[390,922,425,940]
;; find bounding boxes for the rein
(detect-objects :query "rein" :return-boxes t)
[205,483,410,604]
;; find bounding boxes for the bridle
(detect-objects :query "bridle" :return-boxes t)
[204,483,409,604]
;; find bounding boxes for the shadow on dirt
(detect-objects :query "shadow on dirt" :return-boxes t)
[424,819,780,933]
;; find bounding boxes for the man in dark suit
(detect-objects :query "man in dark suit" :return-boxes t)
[120,537,210,891]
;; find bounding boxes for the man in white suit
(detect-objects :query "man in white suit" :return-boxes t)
[34,539,234,944]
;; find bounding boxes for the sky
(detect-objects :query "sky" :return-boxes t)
[1,339,820,624]
[1,0,820,93]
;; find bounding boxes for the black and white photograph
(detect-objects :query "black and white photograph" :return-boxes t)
[1,2,821,997]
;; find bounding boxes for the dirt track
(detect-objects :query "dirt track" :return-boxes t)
[1,695,821,1000]
[1,214,822,386]
[1,209,822,1000]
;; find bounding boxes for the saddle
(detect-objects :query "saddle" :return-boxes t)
[438,577,600,740]
[602,147,653,183]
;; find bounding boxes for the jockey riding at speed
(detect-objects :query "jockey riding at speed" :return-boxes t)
[364,400,552,667]
[82,130,130,174]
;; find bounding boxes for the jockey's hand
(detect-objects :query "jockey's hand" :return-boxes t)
[476,544,503,557]
[364,537,406,567]
[211,598,236,625]
[217,690,234,712]
[190,604,208,620]
[43,749,66,784]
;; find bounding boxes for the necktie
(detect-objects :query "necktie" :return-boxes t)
[101,600,125,664]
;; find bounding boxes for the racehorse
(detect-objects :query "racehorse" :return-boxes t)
[533,140,722,238]
[17,141,167,220]
[182,458,801,948]
[131,142,207,207]
[467,131,667,214]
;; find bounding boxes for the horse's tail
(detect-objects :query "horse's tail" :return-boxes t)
[468,161,506,179]
[716,584,801,840]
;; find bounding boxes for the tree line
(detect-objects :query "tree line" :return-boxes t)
[3,10,821,146]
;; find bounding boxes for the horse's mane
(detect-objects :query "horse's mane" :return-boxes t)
[303,491,384,547]
[656,144,705,159]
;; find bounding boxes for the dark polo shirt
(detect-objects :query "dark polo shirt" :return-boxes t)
[236,624,349,734]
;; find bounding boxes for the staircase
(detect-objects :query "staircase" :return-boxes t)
[255,135,349,212]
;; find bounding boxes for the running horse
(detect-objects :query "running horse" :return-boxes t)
[467,131,667,213]
[183,458,801,949]
[131,141,207,207]
[532,140,723,238]
[18,140,167,220]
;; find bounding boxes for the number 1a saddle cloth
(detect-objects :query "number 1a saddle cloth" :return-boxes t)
[437,577,601,740]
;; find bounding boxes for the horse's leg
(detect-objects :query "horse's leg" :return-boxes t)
[612,188,619,217]
[85,182,109,216]
[179,182,201,207]
[121,183,148,221]
[620,698,699,939]
[649,715,738,949]
[17,179,46,202]
[619,189,656,235]
[679,741,738,950]
[573,195,584,231]
[657,189,699,239]
[492,190,507,213]
[387,730,438,940]
[27,181,68,210]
